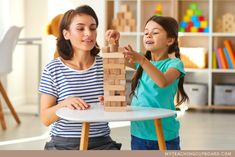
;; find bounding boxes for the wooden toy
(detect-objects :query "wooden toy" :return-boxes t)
[111,4,136,32]
[102,38,127,112]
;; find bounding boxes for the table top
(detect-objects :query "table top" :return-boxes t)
[56,105,176,122]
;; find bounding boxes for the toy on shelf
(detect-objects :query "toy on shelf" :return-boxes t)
[215,13,235,32]
[102,38,127,112]
[180,47,207,69]
[111,4,136,32]
[179,3,209,33]
[154,4,162,16]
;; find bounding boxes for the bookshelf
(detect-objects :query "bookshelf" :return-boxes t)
[105,0,235,110]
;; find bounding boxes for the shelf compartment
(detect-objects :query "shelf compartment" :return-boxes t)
[213,0,235,32]
[106,0,137,32]
[140,0,174,31]
[212,36,235,70]
[178,0,209,33]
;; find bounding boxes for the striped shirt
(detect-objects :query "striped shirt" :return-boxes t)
[39,55,110,137]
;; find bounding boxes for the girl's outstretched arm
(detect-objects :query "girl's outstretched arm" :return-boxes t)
[123,45,181,87]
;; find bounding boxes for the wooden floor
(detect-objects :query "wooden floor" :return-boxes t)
[0,109,235,150]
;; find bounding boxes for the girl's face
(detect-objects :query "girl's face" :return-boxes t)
[143,20,173,53]
[63,13,97,52]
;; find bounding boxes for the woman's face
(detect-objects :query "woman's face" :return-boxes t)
[143,20,172,53]
[64,13,97,52]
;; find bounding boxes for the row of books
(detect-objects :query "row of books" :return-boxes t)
[213,40,235,69]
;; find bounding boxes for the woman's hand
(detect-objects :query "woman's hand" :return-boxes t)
[98,96,104,105]
[105,29,120,43]
[123,45,146,66]
[61,97,90,110]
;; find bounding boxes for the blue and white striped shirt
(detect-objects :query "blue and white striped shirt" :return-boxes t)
[39,55,110,137]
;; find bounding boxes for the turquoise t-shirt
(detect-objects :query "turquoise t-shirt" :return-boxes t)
[131,58,186,141]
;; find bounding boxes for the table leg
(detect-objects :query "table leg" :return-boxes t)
[154,119,166,150]
[80,122,90,150]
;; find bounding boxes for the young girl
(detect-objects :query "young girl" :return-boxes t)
[39,5,121,150]
[123,16,189,150]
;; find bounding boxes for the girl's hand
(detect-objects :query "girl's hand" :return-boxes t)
[105,29,120,43]
[123,45,146,66]
[61,97,90,110]
[98,96,104,105]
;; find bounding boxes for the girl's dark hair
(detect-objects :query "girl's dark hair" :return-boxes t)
[57,5,100,60]
[131,15,189,106]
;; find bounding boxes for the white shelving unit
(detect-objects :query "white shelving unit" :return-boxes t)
[105,0,235,110]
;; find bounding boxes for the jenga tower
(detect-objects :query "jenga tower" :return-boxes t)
[102,38,127,112]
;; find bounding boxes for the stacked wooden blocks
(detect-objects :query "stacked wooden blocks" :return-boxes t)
[215,13,235,32]
[102,39,127,112]
[111,4,136,32]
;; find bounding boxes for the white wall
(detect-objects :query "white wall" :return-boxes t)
[2,0,26,106]
[24,0,48,104]
[4,0,107,110]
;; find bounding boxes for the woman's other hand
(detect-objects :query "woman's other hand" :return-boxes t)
[61,97,90,110]
[105,29,120,43]
[98,96,104,105]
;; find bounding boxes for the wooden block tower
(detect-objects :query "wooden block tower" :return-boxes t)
[111,4,136,32]
[102,39,127,112]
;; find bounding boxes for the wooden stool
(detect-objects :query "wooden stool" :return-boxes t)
[0,81,21,130]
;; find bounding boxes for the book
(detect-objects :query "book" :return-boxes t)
[218,48,228,69]
[212,51,217,69]
[214,48,222,69]
[223,47,234,69]
[224,40,235,69]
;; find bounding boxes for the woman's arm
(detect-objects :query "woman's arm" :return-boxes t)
[123,45,181,87]
[40,94,90,126]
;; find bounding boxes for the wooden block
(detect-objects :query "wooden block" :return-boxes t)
[104,85,125,91]
[110,69,120,75]
[104,101,110,106]
[102,46,110,53]
[120,69,126,75]
[112,19,119,27]
[121,102,127,107]
[102,53,124,58]
[104,79,115,85]
[115,91,125,96]
[120,19,126,26]
[109,44,118,52]
[108,59,115,63]
[105,96,126,101]
[117,58,125,63]
[103,59,109,64]
[120,4,129,12]
[115,79,120,85]
[131,26,137,32]
[129,19,136,26]
[120,79,126,85]
[106,74,125,79]
[116,26,123,32]
[118,47,124,53]
[124,26,131,32]
[103,64,125,69]
[104,69,109,74]
[124,12,132,19]
[104,106,128,112]
[117,12,124,19]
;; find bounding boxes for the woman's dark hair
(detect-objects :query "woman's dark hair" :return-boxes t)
[57,5,100,60]
[130,15,189,106]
